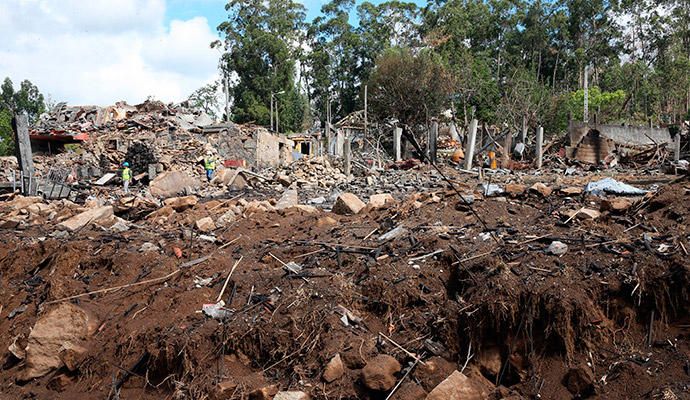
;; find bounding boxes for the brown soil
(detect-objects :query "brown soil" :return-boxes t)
[0,175,689,399]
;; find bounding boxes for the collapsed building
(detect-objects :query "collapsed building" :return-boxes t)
[566,121,680,165]
[6,101,303,200]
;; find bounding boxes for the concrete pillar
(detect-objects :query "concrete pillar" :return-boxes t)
[520,115,527,143]
[325,120,331,155]
[674,133,682,162]
[394,127,402,161]
[335,130,344,157]
[343,138,351,176]
[536,126,544,169]
[503,130,512,168]
[12,114,35,194]
[464,119,478,170]
[429,119,438,164]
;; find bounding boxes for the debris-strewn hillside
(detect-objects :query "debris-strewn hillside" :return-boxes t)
[0,169,688,399]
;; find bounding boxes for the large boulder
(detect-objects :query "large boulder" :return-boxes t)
[195,217,216,233]
[601,197,633,213]
[275,187,299,210]
[163,195,198,211]
[505,184,527,197]
[425,370,493,400]
[333,193,366,215]
[529,182,552,197]
[361,354,401,391]
[368,193,395,209]
[273,392,310,400]
[414,356,457,392]
[323,353,345,383]
[21,304,96,380]
[149,171,200,198]
[6,196,43,211]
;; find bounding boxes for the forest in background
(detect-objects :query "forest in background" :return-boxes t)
[213,0,690,136]
[4,0,690,153]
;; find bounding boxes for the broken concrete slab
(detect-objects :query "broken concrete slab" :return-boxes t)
[217,210,237,227]
[276,174,293,187]
[139,242,160,253]
[94,173,116,186]
[108,217,131,233]
[332,193,366,215]
[58,206,113,232]
[149,171,200,198]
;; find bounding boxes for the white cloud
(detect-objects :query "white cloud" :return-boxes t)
[0,0,220,106]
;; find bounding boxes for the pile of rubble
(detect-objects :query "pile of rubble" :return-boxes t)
[272,156,351,188]
[0,166,688,399]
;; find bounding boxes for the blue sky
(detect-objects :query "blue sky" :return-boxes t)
[1,0,425,106]
[165,0,425,32]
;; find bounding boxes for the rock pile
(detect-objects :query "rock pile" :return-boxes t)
[275,156,350,188]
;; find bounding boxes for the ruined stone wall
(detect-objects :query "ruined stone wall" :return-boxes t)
[254,130,293,168]
[206,129,256,166]
[569,122,672,146]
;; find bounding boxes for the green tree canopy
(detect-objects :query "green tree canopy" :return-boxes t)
[0,77,47,156]
[368,48,454,130]
[215,0,309,133]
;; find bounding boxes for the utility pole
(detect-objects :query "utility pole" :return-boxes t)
[327,96,332,153]
[275,99,280,134]
[364,84,368,141]
[271,91,285,133]
[325,99,331,155]
[224,74,231,123]
[584,65,589,123]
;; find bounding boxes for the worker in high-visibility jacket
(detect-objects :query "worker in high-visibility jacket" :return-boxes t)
[122,162,132,193]
[204,152,218,182]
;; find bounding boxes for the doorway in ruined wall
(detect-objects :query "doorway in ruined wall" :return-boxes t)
[299,141,311,156]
